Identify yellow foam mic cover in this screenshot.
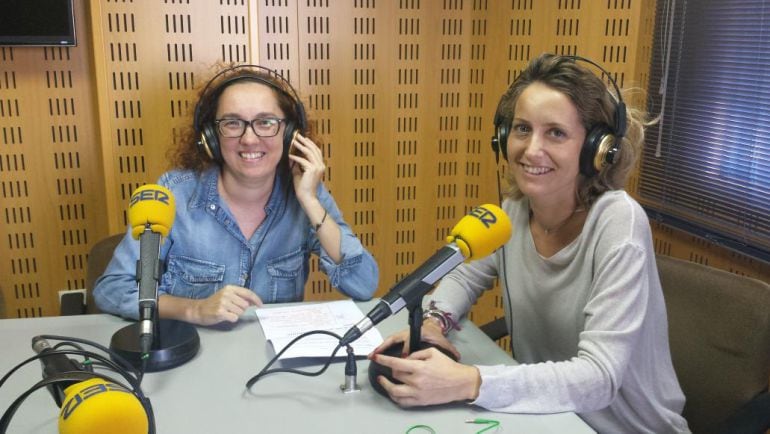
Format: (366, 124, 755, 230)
(128, 184, 175, 239)
(446, 204, 512, 261)
(58, 378, 148, 434)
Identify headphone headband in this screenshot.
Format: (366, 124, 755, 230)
(193, 64, 304, 133)
(560, 55, 627, 140)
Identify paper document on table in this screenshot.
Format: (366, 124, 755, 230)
(255, 300, 384, 360)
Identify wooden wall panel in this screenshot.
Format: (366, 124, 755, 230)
(0, 0, 105, 318)
(90, 2, 255, 234)
(300, 1, 351, 300)
(2, 0, 768, 322)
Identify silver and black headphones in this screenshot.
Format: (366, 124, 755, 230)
(491, 55, 627, 177)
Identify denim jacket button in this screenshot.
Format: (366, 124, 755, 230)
(209, 204, 216, 210)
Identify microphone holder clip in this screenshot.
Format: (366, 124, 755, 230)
(407, 298, 425, 356)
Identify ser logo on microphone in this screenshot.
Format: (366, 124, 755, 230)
(57, 377, 149, 434)
(60, 381, 133, 420)
(129, 188, 171, 207)
(468, 206, 497, 228)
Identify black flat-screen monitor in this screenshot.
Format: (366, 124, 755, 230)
(0, 0, 76, 46)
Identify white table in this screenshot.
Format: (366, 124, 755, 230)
(0, 301, 595, 433)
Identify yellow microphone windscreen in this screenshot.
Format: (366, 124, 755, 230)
(58, 378, 148, 434)
(128, 184, 175, 239)
(446, 204, 512, 260)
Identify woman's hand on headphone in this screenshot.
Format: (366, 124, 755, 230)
(288, 133, 325, 203)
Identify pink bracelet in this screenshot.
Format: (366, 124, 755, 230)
(422, 301, 461, 335)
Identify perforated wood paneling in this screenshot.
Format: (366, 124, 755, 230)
(2, 0, 768, 323)
(293, 0, 339, 299)
(0, 0, 105, 318)
(91, 2, 256, 231)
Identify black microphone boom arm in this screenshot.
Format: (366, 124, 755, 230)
(340, 244, 465, 345)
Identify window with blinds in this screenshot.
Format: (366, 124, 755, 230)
(640, 0, 770, 262)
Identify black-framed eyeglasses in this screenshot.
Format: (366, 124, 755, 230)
(215, 117, 285, 138)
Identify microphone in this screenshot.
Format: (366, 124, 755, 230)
(110, 185, 199, 372)
(340, 204, 512, 346)
(31, 336, 91, 407)
(58, 378, 148, 434)
(127, 184, 175, 356)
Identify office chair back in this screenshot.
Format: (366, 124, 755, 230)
(83, 233, 125, 314)
(479, 255, 770, 433)
(656, 254, 770, 434)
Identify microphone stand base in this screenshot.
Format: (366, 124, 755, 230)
(110, 319, 200, 372)
(367, 341, 458, 398)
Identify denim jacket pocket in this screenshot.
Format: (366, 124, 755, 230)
(266, 248, 305, 302)
(165, 255, 226, 299)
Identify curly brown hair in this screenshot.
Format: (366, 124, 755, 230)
(167, 63, 312, 176)
(497, 53, 649, 207)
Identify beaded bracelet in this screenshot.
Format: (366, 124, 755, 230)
(422, 301, 461, 335)
(314, 210, 328, 232)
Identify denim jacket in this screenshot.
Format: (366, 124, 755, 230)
(93, 168, 379, 320)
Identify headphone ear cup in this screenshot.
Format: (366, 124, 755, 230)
(197, 123, 222, 163)
(491, 98, 509, 163)
(295, 102, 308, 134)
(492, 123, 509, 162)
(580, 124, 617, 176)
(283, 122, 297, 155)
(284, 98, 307, 159)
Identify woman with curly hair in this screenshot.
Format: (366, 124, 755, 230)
(95, 65, 378, 326)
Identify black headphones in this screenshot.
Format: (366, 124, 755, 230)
(491, 55, 627, 177)
(0, 335, 155, 434)
(192, 64, 308, 164)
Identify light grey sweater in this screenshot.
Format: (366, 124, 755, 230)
(429, 191, 690, 433)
